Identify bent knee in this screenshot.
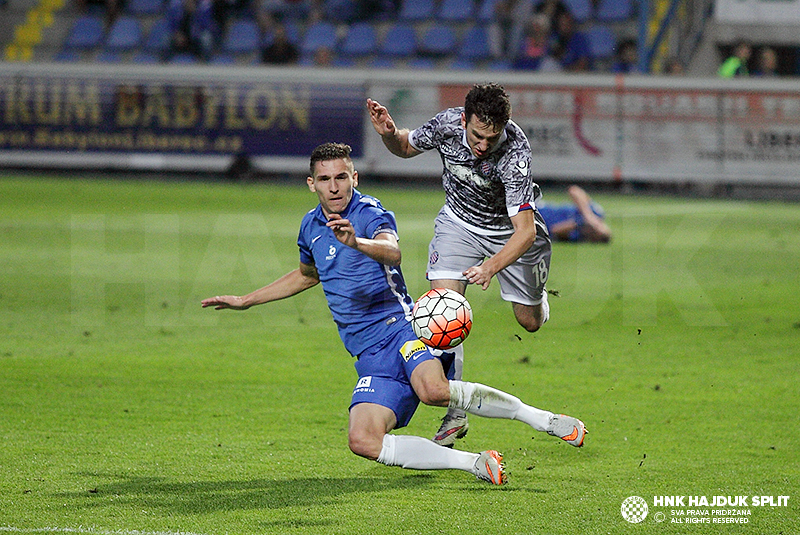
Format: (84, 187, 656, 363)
(348, 430, 384, 461)
(416, 379, 451, 407)
(518, 317, 544, 332)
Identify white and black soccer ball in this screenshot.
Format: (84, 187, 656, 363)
(411, 288, 473, 350)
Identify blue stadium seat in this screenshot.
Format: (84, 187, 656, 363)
(324, 0, 358, 22)
(132, 51, 160, 63)
(438, 0, 474, 21)
(379, 23, 417, 57)
(399, 0, 435, 21)
(595, 0, 634, 22)
(127, 0, 163, 15)
(169, 52, 197, 64)
(478, 0, 503, 22)
(105, 16, 142, 51)
(211, 53, 236, 64)
(96, 50, 121, 62)
(143, 17, 170, 53)
(419, 24, 457, 57)
(340, 22, 377, 57)
(222, 19, 260, 54)
(64, 15, 104, 49)
(458, 24, 491, 61)
(54, 49, 80, 62)
(449, 57, 475, 70)
(300, 21, 338, 55)
(562, 0, 592, 23)
(586, 25, 617, 59)
(407, 57, 436, 69)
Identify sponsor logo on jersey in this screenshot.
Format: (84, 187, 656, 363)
(400, 339, 428, 362)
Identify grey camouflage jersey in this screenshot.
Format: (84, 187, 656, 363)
(408, 107, 542, 234)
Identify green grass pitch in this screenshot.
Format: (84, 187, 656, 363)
(0, 174, 798, 534)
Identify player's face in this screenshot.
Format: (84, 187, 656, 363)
(462, 113, 504, 160)
(308, 158, 358, 217)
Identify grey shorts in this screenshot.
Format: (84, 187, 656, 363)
(426, 208, 552, 306)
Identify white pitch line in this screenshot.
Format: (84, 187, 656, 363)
(0, 527, 216, 535)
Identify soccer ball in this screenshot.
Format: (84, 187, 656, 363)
(411, 288, 473, 350)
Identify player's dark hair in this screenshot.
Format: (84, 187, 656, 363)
(310, 142, 352, 174)
(463, 82, 511, 130)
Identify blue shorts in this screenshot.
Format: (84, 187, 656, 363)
(350, 323, 455, 429)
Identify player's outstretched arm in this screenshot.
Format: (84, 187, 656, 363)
(366, 98, 421, 159)
(201, 263, 320, 310)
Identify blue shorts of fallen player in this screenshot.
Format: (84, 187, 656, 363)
(350, 323, 455, 429)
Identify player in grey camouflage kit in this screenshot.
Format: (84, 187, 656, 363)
(367, 82, 557, 447)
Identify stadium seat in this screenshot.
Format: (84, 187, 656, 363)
(169, 52, 197, 64)
(96, 50, 121, 62)
(340, 22, 377, 57)
(407, 57, 436, 69)
(379, 23, 417, 57)
(127, 0, 163, 15)
(449, 57, 475, 70)
(143, 17, 171, 53)
(586, 25, 617, 59)
(132, 51, 160, 63)
(595, 0, 634, 22)
(105, 16, 142, 51)
(324, 0, 358, 22)
(438, 0, 474, 21)
(222, 19, 261, 54)
(562, 0, 592, 23)
(210, 53, 235, 64)
(457, 24, 491, 61)
(477, 0, 504, 22)
(399, 0, 435, 21)
(419, 24, 457, 57)
(64, 15, 104, 49)
(54, 49, 80, 62)
(300, 21, 338, 56)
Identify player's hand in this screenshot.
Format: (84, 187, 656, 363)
(201, 295, 249, 310)
(366, 98, 396, 138)
(326, 214, 357, 248)
(463, 264, 494, 291)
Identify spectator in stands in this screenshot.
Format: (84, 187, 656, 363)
(754, 46, 778, 77)
(75, 0, 123, 28)
(611, 39, 640, 74)
(257, 0, 319, 20)
(513, 14, 560, 71)
(550, 11, 592, 72)
(718, 40, 751, 78)
(212, 0, 247, 35)
(535, 0, 569, 26)
(664, 56, 684, 75)
(354, 0, 399, 21)
(312, 46, 333, 66)
(167, 0, 218, 61)
(488, 0, 534, 60)
(261, 22, 299, 64)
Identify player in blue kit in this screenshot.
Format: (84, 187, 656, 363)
(537, 185, 611, 243)
(202, 142, 586, 485)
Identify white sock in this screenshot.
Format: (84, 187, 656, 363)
(444, 345, 466, 419)
(448, 380, 553, 432)
(377, 434, 479, 473)
(540, 290, 550, 324)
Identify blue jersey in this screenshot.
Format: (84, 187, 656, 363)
(537, 201, 605, 242)
(297, 189, 415, 357)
